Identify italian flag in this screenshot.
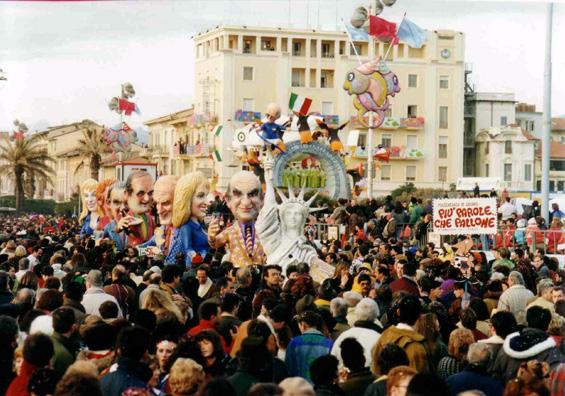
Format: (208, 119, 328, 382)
(289, 93, 312, 115)
(213, 125, 223, 136)
(213, 149, 222, 162)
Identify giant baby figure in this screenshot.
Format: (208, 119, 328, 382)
(208, 171, 266, 268)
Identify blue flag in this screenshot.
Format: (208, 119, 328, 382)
(345, 24, 369, 41)
(397, 18, 427, 48)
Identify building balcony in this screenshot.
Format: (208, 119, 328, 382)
(175, 144, 210, 158)
(353, 146, 425, 160)
(149, 144, 170, 157)
(350, 116, 425, 130)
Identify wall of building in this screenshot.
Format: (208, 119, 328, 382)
(516, 111, 542, 138)
(192, 26, 466, 194)
(475, 127, 535, 191)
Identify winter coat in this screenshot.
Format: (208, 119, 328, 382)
(6, 361, 39, 396)
(340, 367, 376, 396)
(99, 357, 152, 396)
(372, 325, 431, 374)
(51, 333, 78, 377)
(446, 364, 504, 396)
(491, 328, 564, 382)
(331, 321, 381, 368)
(285, 329, 333, 382)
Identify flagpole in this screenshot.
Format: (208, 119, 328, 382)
(366, 0, 376, 199)
(383, 41, 394, 62)
(541, 2, 553, 221)
(341, 18, 363, 65)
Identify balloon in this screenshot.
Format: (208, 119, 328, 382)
(121, 82, 136, 99)
(343, 58, 401, 128)
(382, 0, 396, 6)
(373, 0, 383, 15)
(350, 6, 368, 28)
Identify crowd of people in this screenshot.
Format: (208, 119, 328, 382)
(0, 170, 564, 396)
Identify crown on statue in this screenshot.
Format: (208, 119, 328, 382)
(275, 185, 325, 213)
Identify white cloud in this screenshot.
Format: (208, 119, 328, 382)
(0, 0, 564, 131)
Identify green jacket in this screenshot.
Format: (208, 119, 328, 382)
(51, 333, 76, 377)
(409, 205, 424, 226)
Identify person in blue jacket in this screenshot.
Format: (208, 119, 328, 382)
(169, 171, 210, 268)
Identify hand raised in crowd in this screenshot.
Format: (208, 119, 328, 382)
(116, 215, 135, 233)
(208, 218, 222, 241)
(340, 272, 350, 289)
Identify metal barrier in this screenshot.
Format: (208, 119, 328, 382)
(308, 221, 564, 255)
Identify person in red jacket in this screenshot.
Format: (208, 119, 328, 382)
(389, 261, 420, 297)
(7, 333, 54, 396)
(187, 300, 220, 337)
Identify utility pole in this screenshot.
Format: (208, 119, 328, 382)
(541, 2, 553, 221)
(366, 0, 377, 199)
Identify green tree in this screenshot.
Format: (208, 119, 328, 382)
(0, 135, 55, 214)
(391, 182, 417, 199)
(74, 124, 108, 180)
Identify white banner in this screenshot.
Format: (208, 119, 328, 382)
(432, 198, 497, 235)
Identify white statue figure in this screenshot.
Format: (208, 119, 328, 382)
(256, 160, 334, 283)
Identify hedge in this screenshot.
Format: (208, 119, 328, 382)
(0, 195, 78, 216)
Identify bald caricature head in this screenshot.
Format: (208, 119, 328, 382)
(226, 171, 263, 223)
(154, 175, 179, 225)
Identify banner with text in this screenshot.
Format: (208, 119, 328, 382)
(432, 198, 497, 235)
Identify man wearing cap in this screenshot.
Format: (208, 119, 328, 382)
(208, 171, 266, 268)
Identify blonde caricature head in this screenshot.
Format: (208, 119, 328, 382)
(79, 179, 104, 222)
(172, 172, 210, 228)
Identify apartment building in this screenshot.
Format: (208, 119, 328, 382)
(463, 92, 516, 176)
(145, 107, 216, 179)
(475, 126, 537, 191)
(185, 25, 466, 194)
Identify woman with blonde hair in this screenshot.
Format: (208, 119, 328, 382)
(437, 328, 475, 380)
(170, 172, 210, 267)
(168, 358, 205, 396)
(14, 246, 27, 259)
(79, 178, 105, 238)
(140, 287, 185, 325)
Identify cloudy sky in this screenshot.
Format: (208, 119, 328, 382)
(0, 0, 563, 135)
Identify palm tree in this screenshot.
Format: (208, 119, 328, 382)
(0, 134, 55, 214)
(75, 124, 108, 180)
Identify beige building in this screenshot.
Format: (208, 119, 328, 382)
(43, 120, 104, 201)
(145, 107, 217, 182)
(475, 126, 537, 191)
(187, 25, 465, 194)
(535, 141, 565, 193)
(44, 120, 147, 201)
